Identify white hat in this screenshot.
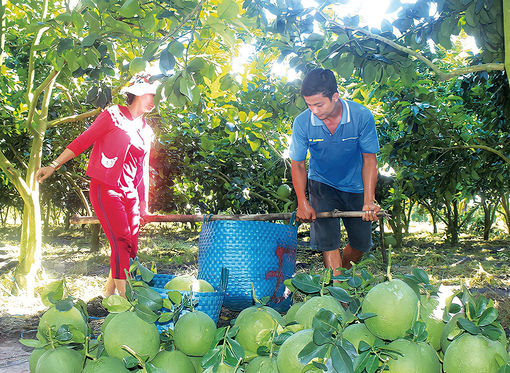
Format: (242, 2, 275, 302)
(121, 74, 160, 96)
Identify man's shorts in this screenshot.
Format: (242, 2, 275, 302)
(308, 179, 372, 253)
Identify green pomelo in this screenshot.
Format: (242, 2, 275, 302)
(295, 295, 346, 329)
(101, 313, 118, 333)
(103, 312, 160, 360)
(82, 356, 129, 373)
(361, 279, 419, 340)
(164, 276, 214, 292)
(277, 184, 292, 199)
(189, 356, 204, 372)
(245, 356, 279, 373)
(129, 57, 147, 74)
(277, 329, 325, 373)
(37, 306, 88, 339)
(29, 347, 49, 373)
(234, 307, 281, 357)
(35, 347, 84, 373)
(283, 302, 303, 325)
(440, 314, 464, 353)
(342, 323, 376, 352)
(149, 350, 195, 373)
(174, 311, 216, 356)
(443, 333, 509, 373)
(203, 363, 236, 372)
(236, 305, 284, 326)
(385, 339, 441, 373)
(423, 315, 444, 351)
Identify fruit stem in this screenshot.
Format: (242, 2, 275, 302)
(386, 245, 393, 281)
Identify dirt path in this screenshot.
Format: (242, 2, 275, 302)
(0, 338, 31, 373)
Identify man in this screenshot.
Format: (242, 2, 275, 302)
(289, 68, 380, 275)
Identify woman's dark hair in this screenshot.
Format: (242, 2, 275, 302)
(301, 68, 338, 99)
(126, 93, 135, 105)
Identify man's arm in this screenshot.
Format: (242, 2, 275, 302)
(361, 153, 380, 221)
(291, 160, 316, 222)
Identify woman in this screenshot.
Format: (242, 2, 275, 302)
(36, 74, 158, 297)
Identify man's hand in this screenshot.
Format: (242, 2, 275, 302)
(36, 166, 55, 183)
(362, 201, 380, 221)
(296, 200, 317, 223)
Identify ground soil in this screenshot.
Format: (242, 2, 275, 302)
(0, 223, 509, 372)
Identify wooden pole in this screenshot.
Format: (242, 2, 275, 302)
(70, 210, 391, 224)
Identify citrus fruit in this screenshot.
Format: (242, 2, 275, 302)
(422, 314, 444, 351)
(443, 333, 509, 373)
(188, 356, 204, 372)
(385, 339, 441, 373)
(342, 323, 376, 352)
(277, 184, 292, 199)
(103, 311, 160, 360)
(82, 356, 129, 373)
(277, 329, 325, 373)
(101, 312, 118, 333)
(294, 295, 346, 329)
(164, 275, 214, 292)
(35, 347, 84, 373)
(29, 347, 49, 372)
(283, 302, 303, 325)
(361, 279, 418, 340)
(129, 57, 147, 74)
(149, 350, 195, 373)
(245, 355, 279, 373)
(203, 363, 236, 372)
(37, 306, 88, 339)
(174, 311, 216, 356)
(234, 306, 282, 357)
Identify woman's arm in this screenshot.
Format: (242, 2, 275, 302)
(36, 148, 76, 183)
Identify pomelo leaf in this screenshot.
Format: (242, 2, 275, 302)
(457, 318, 480, 335)
(138, 264, 154, 283)
(291, 273, 321, 294)
(347, 276, 362, 288)
(331, 344, 354, 373)
(82, 33, 99, 47)
(102, 294, 131, 313)
(55, 298, 74, 312)
(19, 338, 44, 348)
(327, 286, 350, 303)
(478, 307, 498, 326)
(312, 329, 333, 345)
(312, 309, 338, 332)
(217, 0, 239, 20)
(227, 336, 244, 360)
(134, 303, 159, 323)
(357, 312, 377, 320)
(412, 268, 429, 283)
(298, 341, 328, 364)
(481, 324, 502, 340)
(158, 312, 173, 323)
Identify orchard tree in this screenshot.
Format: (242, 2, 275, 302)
(0, 0, 260, 293)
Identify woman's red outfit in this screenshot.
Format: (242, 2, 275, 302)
(67, 105, 153, 279)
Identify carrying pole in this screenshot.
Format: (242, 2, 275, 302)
(70, 210, 390, 224)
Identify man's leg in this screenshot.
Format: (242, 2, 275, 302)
(341, 244, 364, 269)
(323, 249, 343, 276)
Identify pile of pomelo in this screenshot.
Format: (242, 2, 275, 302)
(24, 269, 509, 372)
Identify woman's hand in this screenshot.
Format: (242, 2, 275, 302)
(36, 166, 55, 183)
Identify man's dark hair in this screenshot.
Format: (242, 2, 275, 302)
(301, 68, 338, 99)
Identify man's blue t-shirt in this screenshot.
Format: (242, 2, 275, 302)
(289, 99, 380, 194)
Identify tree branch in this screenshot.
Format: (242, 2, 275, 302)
(431, 144, 510, 165)
(319, 10, 505, 81)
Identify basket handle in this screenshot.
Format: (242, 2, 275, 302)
(219, 266, 229, 292)
(289, 211, 299, 227)
(203, 214, 214, 223)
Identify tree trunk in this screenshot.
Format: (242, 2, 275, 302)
(43, 198, 51, 237)
(500, 194, 510, 234)
(387, 200, 403, 248)
(422, 202, 438, 234)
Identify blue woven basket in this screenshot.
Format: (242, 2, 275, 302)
(149, 273, 225, 332)
(198, 218, 297, 311)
